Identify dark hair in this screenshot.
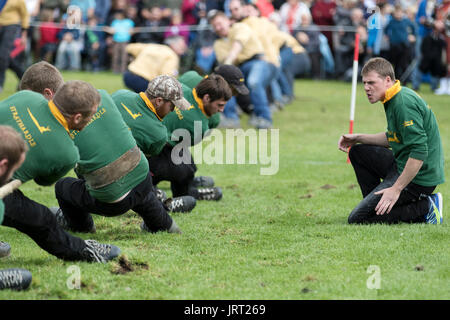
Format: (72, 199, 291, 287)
(0, 125, 28, 169)
(195, 74, 232, 102)
(20, 61, 64, 94)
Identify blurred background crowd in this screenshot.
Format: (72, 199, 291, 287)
(0, 0, 449, 95)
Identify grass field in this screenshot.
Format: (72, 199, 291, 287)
(0, 71, 448, 300)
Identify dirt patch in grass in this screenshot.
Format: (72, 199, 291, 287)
(111, 255, 149, 275)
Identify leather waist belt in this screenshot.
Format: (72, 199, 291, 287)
(82, 146, 141, 189)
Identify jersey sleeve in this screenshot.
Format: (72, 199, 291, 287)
(396, 100, 428, 161)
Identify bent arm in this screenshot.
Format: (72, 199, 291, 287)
(224, 41, 243, 65)
(338, 132, 389, 152)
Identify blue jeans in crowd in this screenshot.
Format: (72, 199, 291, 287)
(270, 67, 283, 104)
(239, 58, 275, 122)
(223, 96, 239, 120)
(279, 46, 295, 98)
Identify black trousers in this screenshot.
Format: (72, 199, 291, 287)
(0, 24, 22, 87)
(388, 43, 412, 82)
(54, 172, 173, 233)
(348, 144, 434, 224)
(147, 144, 199, 198)
(1, 189, 87, 261)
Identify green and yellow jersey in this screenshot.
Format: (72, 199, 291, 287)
(71, 90, 149, 202)
(0, 90, 79, 185)
(111, 89, 169, 157)
(178, 70, 203, 90)
(383, 81, 445, 187)
(163, 84, 211, 147)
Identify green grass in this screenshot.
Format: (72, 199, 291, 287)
(0, 71, 448, 299)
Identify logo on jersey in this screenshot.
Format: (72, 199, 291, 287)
(121, 103, 142, 120)
(28, 108, 51, 133)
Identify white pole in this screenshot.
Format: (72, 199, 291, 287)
(347, 33, 360, 163)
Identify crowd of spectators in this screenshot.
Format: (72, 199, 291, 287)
(1, 0, 449, 94)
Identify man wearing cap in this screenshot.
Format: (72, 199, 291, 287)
(208, 10, 275, 129)
(153, 74, 232, 201)
(48, 76, 182, 235)
(178, 64, 250, 129)
(111, 75, 197, 212)
(155, 65, 249, 194)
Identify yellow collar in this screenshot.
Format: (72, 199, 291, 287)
(48, 100, 69, 133)
(139, 92, 162, 121)
(383, 80, 401, 104)
(192, 88, 208, 118)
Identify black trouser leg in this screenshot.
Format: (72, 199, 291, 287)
(347, 144, 435, 224)
(2, 190, 87, 261)
(0, 25, 21, 87)
(55, 173, 173, 233)
(348, 144, 396, 197)
(148, 144, 198, 198)
(55, 177, 96, 232)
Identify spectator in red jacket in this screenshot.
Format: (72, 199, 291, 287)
(310, 0, 336, 50)
(39, 9, 61, 62)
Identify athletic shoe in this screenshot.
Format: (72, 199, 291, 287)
(164, 196, 196, 213)
(274, 100, 285, 111)
(249, 115, 273, 129)
(218, 116, 241, 128)
(192, 176, 215, 188)
(248, 114, 259, 127)
(270, 103, 279, 113)
(434, 78, 448, 95)
(425, 193, 443, 224)
(0, 269, 32, 290)
(0, 241, 11, 258)
(155, 188, 167, 202)
(141, 219, 182, 234)
(49, 207, 96, 233)
(256, 117, 273, 129)
(81, 240, 121, 263)
(197, 187, 223, 201)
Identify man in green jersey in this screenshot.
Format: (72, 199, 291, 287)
(111, 75, 197, 213)
(0, 78, 121, 263)
(155, 74, 232, 200)
(1, 61, 60, 258)
(178, 64, 249, 130)
(19, 62, 183, 235)
(173, 65, 249, 192)
(338, 58, 444, 224)
(0, 125, 33, 290)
